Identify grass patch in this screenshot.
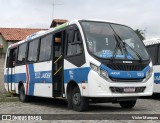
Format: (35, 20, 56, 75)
(0, 93, 19, 102)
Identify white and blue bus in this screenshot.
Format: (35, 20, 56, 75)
(4, 20, 153, 111)
(144, 38, 160, 94)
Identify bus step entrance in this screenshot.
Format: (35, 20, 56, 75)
(53, 90, 62, 97)
(53, 74, 62, 97)
(53, 41, 63, 97)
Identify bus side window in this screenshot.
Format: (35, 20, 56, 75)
(146, 46, 156, 65)
(17, 43, 27, 65)
(67, 30, 83, 56)
(6, 48, 17, 68)
(158, 46, 160, 64)
(6, 50, 10, 68)
(39, 34, 52, 61)
(12, 48, 17, 66)
(28, 39, 39, 63)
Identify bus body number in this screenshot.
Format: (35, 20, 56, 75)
(35, 72, 51, 79)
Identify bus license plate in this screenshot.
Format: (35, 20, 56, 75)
(124, 87, 135, 93)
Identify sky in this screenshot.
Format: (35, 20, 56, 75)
(0, 0, 159, 39)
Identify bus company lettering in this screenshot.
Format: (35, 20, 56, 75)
(35, 72, 51, 79)
(41, 73, 51, 78)
(35, 72, 41, 78)
(154, 73, 160, 82)
(69, 70, 74, 79)
(137, 72, 144, 77)
(110, 72, 120, 75)
(155, 75, 160, 81)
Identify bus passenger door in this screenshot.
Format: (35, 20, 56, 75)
(6, 48, 17, 92)
(52, 31, 65, 97)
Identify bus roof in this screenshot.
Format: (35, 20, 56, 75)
(8, 19, 124, 49)
(143, 38, 160, 46)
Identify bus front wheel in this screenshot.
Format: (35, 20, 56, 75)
(72, 86, 89, 112)
(119, 100, 136, 109)
(19, 85, 29, 102)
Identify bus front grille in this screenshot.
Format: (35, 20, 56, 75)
(107, 64, 147, 71)
(110, 78, 144, 82)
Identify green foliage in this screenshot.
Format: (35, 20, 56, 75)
(135, 29, 145, 40)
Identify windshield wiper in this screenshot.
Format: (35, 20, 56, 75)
(123, 41, 143, 62)
(110, 35, 124, 61)
(116, 35, 143, 62)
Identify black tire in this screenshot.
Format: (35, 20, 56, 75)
(72, 86, 89, 112)
(152, 93, 160, 99)
(19, 85, 29, 102)
(119, 100, 136, 109)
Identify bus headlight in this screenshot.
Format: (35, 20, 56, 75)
(90, 63, 99, 72)
(90, 63, 109, 79)
(100, 68, 108, 79)
(146, 67, 153, 79)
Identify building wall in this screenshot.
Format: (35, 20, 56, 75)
(0, 35, 3, 54)
(0, 35, 8, 54)
(0, 35, 7, 83)
(0, 36, 2, 45)
(0, 56, 4, 83)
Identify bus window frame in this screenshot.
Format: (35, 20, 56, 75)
(14, 28, 69, 66)
(146, 44, 158, 65)
(16, 42, 28, 66)
(65, 25, 84, 58)
(79, 20, 150, 64)
(38, 34, 53, 62)
(157, 44, 160, 65)
(27, 38, 40, 64)
(6, 47, 18, 68)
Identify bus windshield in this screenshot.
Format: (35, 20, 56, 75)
(81, 21, 149, 61)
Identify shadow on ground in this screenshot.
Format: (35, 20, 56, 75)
(22, 96, 151, 113)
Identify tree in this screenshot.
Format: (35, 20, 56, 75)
(135, 29, 145, 40)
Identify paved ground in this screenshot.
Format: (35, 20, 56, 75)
(0, 96, 160, 123)
(0, 97, 160, 114)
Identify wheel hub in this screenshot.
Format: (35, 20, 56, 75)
(73, 93, 80, 105)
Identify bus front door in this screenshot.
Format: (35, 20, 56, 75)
(52, 32, 64, 97)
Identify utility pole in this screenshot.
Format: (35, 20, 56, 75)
(52, 0, 63, 20)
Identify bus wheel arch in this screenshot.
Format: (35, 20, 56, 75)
(18, 81, 29, 102)
(66, 81, 89, 111)
(66, 81, 78, 109)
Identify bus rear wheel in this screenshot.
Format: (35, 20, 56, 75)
(119, 100, 136, 109)
(19, 85, 29, 102)
(72, 86, 89, 112)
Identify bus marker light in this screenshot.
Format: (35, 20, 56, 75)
(82, 86, 86, 89)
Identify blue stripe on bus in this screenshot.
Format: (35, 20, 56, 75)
(4, 64, 52, 96)
(64, 67, 90, 83)
(4, 64, 151, 86)
(28, 64, 35, 95)
(154, 73, 160, 84)
(4, 71, 52, 84)
(4, 67, 90, 86)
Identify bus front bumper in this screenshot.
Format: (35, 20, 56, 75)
(81, 71, 153, 98)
